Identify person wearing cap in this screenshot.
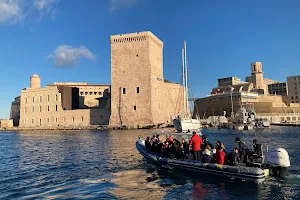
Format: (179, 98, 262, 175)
(189, 131, 202, 161)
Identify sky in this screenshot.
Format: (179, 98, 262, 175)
(1, 0, 300, 119)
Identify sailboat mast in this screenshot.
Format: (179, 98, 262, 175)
(182, 47, 186, 117)
(184, 41, 189, 118)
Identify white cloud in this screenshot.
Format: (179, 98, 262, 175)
(0, 0, 59, 24)
(48, 45, 96, 67)
(110, 0, 138, 12)
(0, 0, 21, 24)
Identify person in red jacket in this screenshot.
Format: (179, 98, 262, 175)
(189, 132, 202, 161)
(216, 146, 226, 165)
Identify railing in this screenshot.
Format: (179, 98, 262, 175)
(256, 113, 300, 116)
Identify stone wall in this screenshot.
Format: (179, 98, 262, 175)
(0, 120, 13, 128)
(109, 31, 185, 128)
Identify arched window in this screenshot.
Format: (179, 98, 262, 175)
(80, 92, 83, 95)
(94, 92, 97, 95)
(40, 96, 42, 102)
(89, 92, 92, 95)
(72, 117, 74, 122)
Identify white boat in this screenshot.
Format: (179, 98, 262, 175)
(173, 41, 201, 133)
(136, 136, 291, 183)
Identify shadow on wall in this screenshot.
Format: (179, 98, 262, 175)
(90, 108, 111, 125)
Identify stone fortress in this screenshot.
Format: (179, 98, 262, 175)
(193, 62, 300, 123)
(9, 31, 186, 129)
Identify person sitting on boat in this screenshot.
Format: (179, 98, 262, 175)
(145, 136, 151, 150)
(248, 139, 263, 163)
(189, 131, 202, 161)
(168, 142, 177, 159)
(201, 135, 214, 151)
(201, 145, 215, 164)
(235, 137, 248, 163)
(227, 148, 240, 166)
(180, 138, 189, 159)
(216, 146, 226, 165)
(166, 135, 173, 145)
(162, 141, 169, 157)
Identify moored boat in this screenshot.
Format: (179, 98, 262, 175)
(136, 137, 291, 183)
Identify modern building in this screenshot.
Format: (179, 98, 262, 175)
(109, 31, 185, 128)
(268, 82, 287, 96)
(19, 74, 110, 128)
(217, 77, 246, 87)
(287, 75, 300, 103)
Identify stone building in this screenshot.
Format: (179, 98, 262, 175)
(47, 82, 110, 108)
(287, 75, 300, 103)
(19, 74, 110, 128)
(10, 96, 20, 126)
(217, 77, 246, 87)
(109, 31, 185, 128)
(193, 62, 300, 120)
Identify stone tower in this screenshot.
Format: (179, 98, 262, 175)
(251, 62, 264, 90)
(30, 74, 41, 88)
(109, 31, 164, 127)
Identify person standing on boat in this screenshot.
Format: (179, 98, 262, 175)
(189, 131, 202, 161)
(235, 137, 248, 163)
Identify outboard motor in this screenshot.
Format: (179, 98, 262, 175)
(265, 148, 290, 179)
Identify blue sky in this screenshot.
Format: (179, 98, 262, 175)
(1, 0, 300, 119)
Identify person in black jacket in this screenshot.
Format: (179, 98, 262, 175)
(235, 137, 248, 163)
(227, 148, 240, 166)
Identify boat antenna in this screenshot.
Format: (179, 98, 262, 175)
(184, 41, 189, 118)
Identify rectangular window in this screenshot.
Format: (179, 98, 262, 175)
(253, 65, 256, 72)
(281, 117, 285, 121)
(55, 95, 58, 101)
(292, 117, 296, 121)
(55, 105, 58, 111)
(123, 88, 126, 94)
(81, 117, 83, 122)
(287, 117, 291, 121)
(134, 105, 136, 110)
(25, 107, 27, 113)
(39, 106, 42, 112)
(136, 87, 140, 93)
(47, 95, 50, 101)
(32, 119, 34, 123)
(33, 97, 34, 103)
(40, 96, 42, 102)
(48, 105, 50, 111)
(72, 117, 74, 122)
(32, 106, 34, 112)
(55, 118, 58, 122)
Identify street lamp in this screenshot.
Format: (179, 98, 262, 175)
(229, 86, 234, 121)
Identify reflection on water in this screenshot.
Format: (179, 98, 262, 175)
(0, 127, 299, 199)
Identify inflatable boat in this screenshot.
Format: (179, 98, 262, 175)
(136, 137, 291, 183)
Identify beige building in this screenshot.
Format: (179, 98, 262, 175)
(48, 82, 110, 108)
(217, 77, 246, 87)
(287, 75, 300, 103)
(194, 62, 300, 119)
(0, 119, 13, 129)
(109, 31, 185, 128)
(19, 74, 110, 128)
